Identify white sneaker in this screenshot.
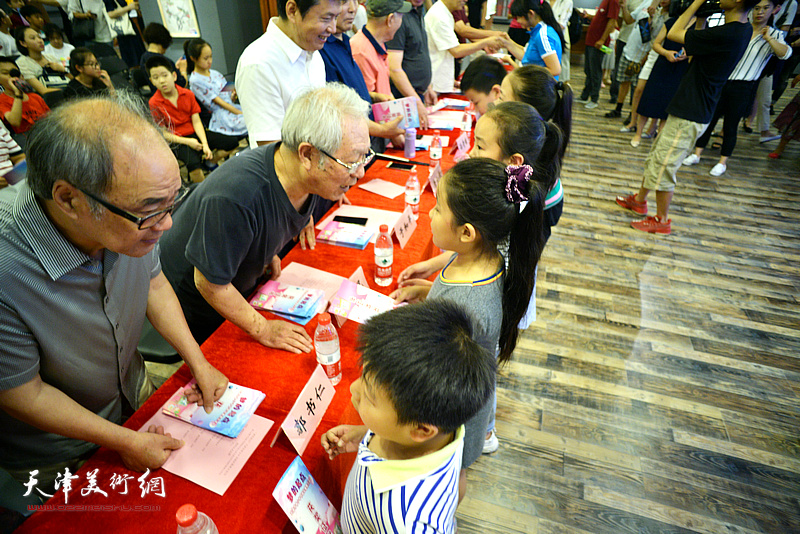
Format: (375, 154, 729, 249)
(709, 163, 727, 176)
(585, 101, 598, 109)
(682, 154, 700, 166)
(482, 430, 499, 454)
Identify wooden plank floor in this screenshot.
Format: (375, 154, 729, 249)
(144, 58, 800, 534)
(455, 58, 800, 533)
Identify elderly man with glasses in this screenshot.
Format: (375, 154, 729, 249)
(158, 83, 371, 354)
(0, 95, 228, 495)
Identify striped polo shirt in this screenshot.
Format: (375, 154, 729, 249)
(341, 426, 465, 533)
(0, 182, 157, 469)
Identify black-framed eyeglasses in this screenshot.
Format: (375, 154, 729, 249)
(79, 186, 189, 230)
(318, 147, 375, 172)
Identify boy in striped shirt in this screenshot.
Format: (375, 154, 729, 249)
(322, 300, 496, 534)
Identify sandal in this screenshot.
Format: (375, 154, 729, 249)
(742, 120, 753, 133)
(711, 142, 723, 150)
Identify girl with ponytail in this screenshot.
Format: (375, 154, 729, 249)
(184, 38, 248, 145)
(392, 110, 561, 471)
(506, 0, 566, 79)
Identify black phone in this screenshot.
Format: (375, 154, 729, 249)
(386, 161, 416, 171)
(333, 215, 368, 226)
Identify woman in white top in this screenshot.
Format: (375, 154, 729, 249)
(13, 27, 69, 95)
(68, 0, 114, 44)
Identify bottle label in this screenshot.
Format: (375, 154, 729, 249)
(430, 147, 442, 160)
(405, 191, 420, 214)
(321, 360, 341, 384)
(376, 264, 392, 278)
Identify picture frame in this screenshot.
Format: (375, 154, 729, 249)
(156, 0, 201, 38)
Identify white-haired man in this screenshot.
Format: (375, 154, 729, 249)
(159, 83, 372, 354)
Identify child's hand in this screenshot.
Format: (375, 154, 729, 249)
(202, 144, 213, 160)
(397, 260, 437, 285)
(321, 425, 367, 460)
(389, 282, 431, 304)
(185, 138, 203, 151)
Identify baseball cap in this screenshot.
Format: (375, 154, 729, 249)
(366, 0, 413, 17)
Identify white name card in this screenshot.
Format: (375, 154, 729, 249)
(393, 205, 417, 249)
(271, 365, 335, 456)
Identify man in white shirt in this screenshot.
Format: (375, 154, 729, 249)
(235, 0, 343, 148)
(425, 0, 503, 93)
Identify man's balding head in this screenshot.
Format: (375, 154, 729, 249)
(27, 95, 168, 202)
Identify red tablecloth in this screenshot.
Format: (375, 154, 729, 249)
(16, 128, 464, 534)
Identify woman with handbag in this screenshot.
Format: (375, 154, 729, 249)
(67, 0, 113, 46)
(103, 0, 144, 68)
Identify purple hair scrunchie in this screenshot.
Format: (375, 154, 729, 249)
(504, 164, 534, 204)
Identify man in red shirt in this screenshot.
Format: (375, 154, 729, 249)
(576, 0, 620, 108)
(147, 55, 212, 183)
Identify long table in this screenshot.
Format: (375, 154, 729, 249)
(15, 129, 462, 533)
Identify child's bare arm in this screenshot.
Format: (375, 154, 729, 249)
(321, 425, 367, 460)
(162, 130, 203, 151)
(191, 113, 213, 159)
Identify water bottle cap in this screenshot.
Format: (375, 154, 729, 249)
(434, 130, 440, 135)
(318, 312, 332, 325)
(176, 504, 198, 527)
(379, 224, 389, 233)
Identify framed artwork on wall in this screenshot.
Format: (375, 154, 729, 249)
(156, 0, 201, 38)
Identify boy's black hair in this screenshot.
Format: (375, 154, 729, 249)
(69, 47, 94, 77)
(143, 22, 173, 49)
(19, 5, 42, 21)
(43, 23, 64, 41)
(357, 300, 496, 435)
(460, 55, 507, 94)
(0, 55, 16, 67)
(145, 54, 176, 75)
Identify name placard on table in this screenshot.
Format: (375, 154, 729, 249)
(271, 365, 336, 456)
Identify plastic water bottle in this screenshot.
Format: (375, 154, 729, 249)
(461, 110, 472, 132)
(404, 127, 416, 159)
(374, 224, 393, 287)
(429, 130, 442, 163)
(405, 168, 420, 220)
(314, 313, 341, 385)
(176, 504, 219, 534)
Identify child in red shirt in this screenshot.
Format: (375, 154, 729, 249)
(147, 55, 212, 183)
(0, 56, 49, 135)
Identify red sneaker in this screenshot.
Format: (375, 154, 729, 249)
(631, 216, 671, 235)
(768, 152, 781, 159)
(616, 194, 648, 215)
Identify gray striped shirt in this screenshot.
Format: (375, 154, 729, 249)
(0, 182, 158, 470)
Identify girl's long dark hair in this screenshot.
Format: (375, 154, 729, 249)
(183, 37, 209, 76)
(509, 0, 566, 53)
(443, 157, 547, 365)
(485, 101, 563, 193)
(506, 65, 572, 162)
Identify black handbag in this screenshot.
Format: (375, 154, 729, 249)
(72, 0, 96, 41)
(638, 18, 651, 43)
